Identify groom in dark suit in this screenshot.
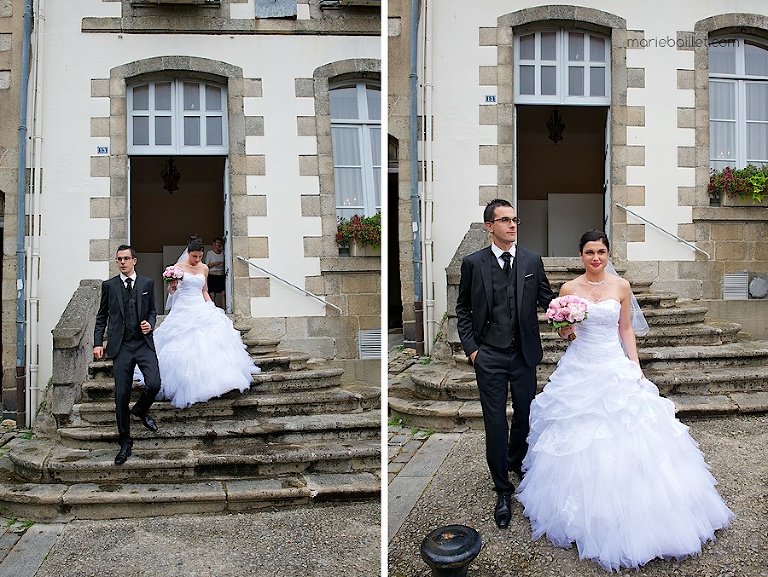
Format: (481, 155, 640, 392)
(456, 199, 554, 529)
(93, 245, 161, 465)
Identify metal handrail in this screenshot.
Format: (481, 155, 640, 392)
(235, 255, 343, 313)
(615, 203, 711, 260)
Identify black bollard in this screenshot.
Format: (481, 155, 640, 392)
(420, 525, 483, 577)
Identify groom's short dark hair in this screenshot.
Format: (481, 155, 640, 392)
(116, 244, 137, 259)
(483, 198, 513, 223)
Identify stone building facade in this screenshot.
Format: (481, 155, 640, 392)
(388, 1, 768, 351)
(4, 0, 381, 423)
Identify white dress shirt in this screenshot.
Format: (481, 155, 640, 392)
(490, 243, 516, 269)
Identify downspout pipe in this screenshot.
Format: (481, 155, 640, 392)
(409, 0, 424, 354)
(17, 0, 33, 425)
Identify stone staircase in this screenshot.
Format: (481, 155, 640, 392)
(389, 257, 768, 431)
(1, 319, 381, 521)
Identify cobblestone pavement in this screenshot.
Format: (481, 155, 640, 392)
(388, 422, 432, 484)
(0, 428, 32, 564)
(387, 341, 431, 485)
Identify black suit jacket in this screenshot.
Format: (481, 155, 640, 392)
(456, 245, 554, 368)
(94, 274, 158, 359)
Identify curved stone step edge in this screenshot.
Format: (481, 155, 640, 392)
(388, 391, 768, 432)
(0, 473, 380, 522)
(406, 363, 768, 401)
(8, 438, 381, 483)
(57, 411, 382, 443)
(82, 371, 347, 401)
(75, 388, 369, 419)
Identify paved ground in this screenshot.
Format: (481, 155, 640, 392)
(0, 428, 381, 577)
(387, 344, 768, 577)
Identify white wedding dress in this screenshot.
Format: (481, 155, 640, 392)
(153, 272, 260, 408)
(516, 298, 734, 572)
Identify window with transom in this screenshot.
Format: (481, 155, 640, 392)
(128, 79, 228, 155)
(515, 28, 610, 105)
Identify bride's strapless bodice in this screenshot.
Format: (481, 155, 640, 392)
(571, 298, 621, 345)
(172, 273, 206, 307)
(177, 272, 205, 293)
(554, 298, 636, 387)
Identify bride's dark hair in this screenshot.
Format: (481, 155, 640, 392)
(187, 239, 205, 253)
(579, 230, 609, 254)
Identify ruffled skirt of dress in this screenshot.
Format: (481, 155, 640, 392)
(515, 346, 734, 572)
(154, 300, 260, 408)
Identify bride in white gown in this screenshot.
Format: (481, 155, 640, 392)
(153, 240, 260, 408)
(516, 230, 734, 572)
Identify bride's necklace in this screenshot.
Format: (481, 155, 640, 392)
(585, 274, 608, 302)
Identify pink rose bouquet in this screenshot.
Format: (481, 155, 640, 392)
(162, 265, 184, 284)
(546, 295, 589, 341)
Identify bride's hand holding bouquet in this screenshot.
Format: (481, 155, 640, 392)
(162, 265, 184, 294)
(546, 294, 589, 341)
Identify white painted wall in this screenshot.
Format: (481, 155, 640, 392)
(421, 0, 768, 321)
(35, 0, 378, 386)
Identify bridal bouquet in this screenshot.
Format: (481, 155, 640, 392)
(546, 295, 589, 341)
(162, 265, 184, 284)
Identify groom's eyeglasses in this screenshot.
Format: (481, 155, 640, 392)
(115, 257, 135, 262)
(488, 217, 521, 225)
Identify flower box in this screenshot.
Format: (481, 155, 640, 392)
(336, 212, 381, 256)
(710, 165, 768, 206)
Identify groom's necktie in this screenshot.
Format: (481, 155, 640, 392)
(125, 278, 133, 291)
(501, 252, 512, 277)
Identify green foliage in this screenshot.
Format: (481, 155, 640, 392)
(709, 165, 768, 203)
(335, 212, 382, 247)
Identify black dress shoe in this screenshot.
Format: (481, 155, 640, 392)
(494, 493, 512, 529)
(115, 443, 132, 465)
(131, 407, 158, 432)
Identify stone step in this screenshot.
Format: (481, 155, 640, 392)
(648, 365, 768, 396)
(74, 388, 376, 425)
(404, 347, 768, 402)
(250, 350, 311, 372)
(250, 367, 346, 392)
(535, 340, 768, 374)
(444, 304, 712, 354)
(448, 322, 745, 369)
(242, 338, 280, 355)
(639, 341, 768, 370)
(82, 367, 346, 403)
(9, 436, 381, 485)
(57, 411, 382, 450)
(0, 472, 380, 521)
(387, 391, 768, 432)
(87, 345, 301, 379)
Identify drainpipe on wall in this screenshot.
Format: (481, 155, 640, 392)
(27, 0, 45, 425)
(420, 0, 434, 355)
(409, 0, 424, 355)
(17, 0, 32, 426)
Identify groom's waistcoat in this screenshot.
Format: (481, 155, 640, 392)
(483, 256, 518, 348)
(121, 281, 141, 341)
